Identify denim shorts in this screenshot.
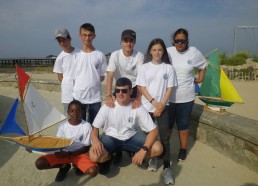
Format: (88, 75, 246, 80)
(168, 100, 194, 130)
(100, 131, 147, 154)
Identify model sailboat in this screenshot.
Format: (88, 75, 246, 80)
(198, 49, 244, 110)
(0, 66, 72, 152)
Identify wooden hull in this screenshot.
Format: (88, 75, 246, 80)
(10, 136, 72, 152)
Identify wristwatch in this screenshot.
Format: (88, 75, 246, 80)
(142, 146, 149, 152)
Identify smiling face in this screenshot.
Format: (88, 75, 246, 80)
(121, 37, 135, 56)
(79, 28, 96, 47)
(67, 103, 81, 125)
(56, 37, 71, 50)
(115, 85, 132, 106)
(174, 33, 188, 52)
(150, 43, 164, 63)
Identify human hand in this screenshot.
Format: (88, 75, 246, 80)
(105, 96, 115, 108)
(25, 148, 32, 153)
(131, 98, 141, 109)
(132, 149, 147, 165)
(91, 140, 105, 157)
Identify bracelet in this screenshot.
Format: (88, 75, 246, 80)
(150, 98, 155, 103)
(142, 146, 149, 152)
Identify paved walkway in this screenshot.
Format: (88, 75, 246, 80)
(0, 85, 258, 185)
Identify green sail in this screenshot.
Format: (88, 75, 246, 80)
(198, 49, 221, 97)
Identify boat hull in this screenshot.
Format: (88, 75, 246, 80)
(199, 97, 234, 108)
(11, 136, 72, 152)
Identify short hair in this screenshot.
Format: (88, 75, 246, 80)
(68, 100, 82, 111)
(116, 77, 132, 89)
(80, 23, 95, 33)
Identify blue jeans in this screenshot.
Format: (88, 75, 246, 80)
(80, 102, 101, 124)
(100, 132, 147, 154)
(168, 101, 194, 130)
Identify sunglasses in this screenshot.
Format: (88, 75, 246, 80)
(115, 88, 129, 94)
(174, 39, 187, 44)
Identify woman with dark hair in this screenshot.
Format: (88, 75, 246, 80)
(167, 28, 207, 161)
(137, 38, 177, 185)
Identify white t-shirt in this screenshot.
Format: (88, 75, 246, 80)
(56, 119, 92, 152)
(106, 49, 144, 87)
(53, 48, 80, 103)
(92, 101, 156, 141)
(72, 50, 107, 104)
(167, 46, 207, 103)
(136, 62, 177, 112)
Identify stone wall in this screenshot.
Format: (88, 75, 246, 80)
(190, 104, 258, 172)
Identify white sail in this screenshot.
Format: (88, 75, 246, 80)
(23, 83, 66, 135)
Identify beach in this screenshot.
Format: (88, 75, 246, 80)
(0, 71, 258, 185)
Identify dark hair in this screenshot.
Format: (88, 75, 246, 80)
(80, 23, 95, 33)
(116, 77, 132, 89)
(67, 34, 71, 40)
(144, 38, 171, 64)
(68, 100, 82, 111)
(172, 28, 189, 49)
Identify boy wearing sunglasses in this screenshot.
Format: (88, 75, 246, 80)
(89, 77, 163, 175)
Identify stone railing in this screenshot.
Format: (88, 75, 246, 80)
(190, 104, 258, 172)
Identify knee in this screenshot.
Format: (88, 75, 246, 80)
(35, 157, 47, 170)
(87, 166, 98, 177)
(151, 141, 163, 157)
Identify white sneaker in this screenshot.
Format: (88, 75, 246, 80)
(162, 168, 175, 185)
(148, 158, 158, 172)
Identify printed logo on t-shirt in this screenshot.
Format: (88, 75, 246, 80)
(79, 135, 83, 142)
(163, 73, 168, 80)
(187, 60, 193, 64)
(128, 117, 133, 123)
(95, 64, 99, 69)
(131, 65, 136, 70)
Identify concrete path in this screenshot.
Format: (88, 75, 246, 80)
(0, 87, 258, 186)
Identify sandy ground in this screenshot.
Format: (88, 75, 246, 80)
(0, 71, 258, 186)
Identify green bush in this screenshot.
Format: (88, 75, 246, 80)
(234, 51, 249, 59)
(253, 56, 258, 63)
(222, 56, 246, 66)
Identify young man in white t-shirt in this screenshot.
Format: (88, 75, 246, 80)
(53, 28, 80, 114)
(72, 23, 107, 124)
(105, 29, 144, 163)
(89, 77, 163, 175)
(105, 29, 144, 108)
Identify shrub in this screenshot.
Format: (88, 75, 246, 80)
(222, 56, 246, 66)
(234, 51, 248, 59)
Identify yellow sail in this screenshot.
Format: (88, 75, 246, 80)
(220, 69, 244, 103)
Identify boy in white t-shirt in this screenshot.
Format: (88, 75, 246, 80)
(89, 77, 163, 175)
(72, 23, 107, 124)
(53, 28, 80, 114)
(105, 29, 144, 163)
(34, 100, 98, 182)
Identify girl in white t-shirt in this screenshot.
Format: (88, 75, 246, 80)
(136, 38, 177, 185)
(167, 28, 206, 162)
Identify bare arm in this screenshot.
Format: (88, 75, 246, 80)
(55, 146, 89, 158)
(90, 127, 105, 157)
(195, 67, 206, 83)
(105, 71, 115, 108)
(132, 127, 158, 165)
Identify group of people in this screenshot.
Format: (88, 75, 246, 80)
(34, 23, 207, 185)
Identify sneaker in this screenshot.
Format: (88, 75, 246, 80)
(98, 159, 112, 175)
(178, 149, 187, 161)
(55, 164, 71, 182)
(148, 158, 158, 172)
(113, 151, 122, 165)
(73, 165, 84, 176)
(162, 168, 175, 185)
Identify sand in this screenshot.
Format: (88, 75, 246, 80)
(0, 71, 258, 185)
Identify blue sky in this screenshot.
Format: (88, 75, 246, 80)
(0, 0, 257, 58)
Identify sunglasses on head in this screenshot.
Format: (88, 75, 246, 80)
(174, 39, 187, 44)
(115, 88, 129, 94)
